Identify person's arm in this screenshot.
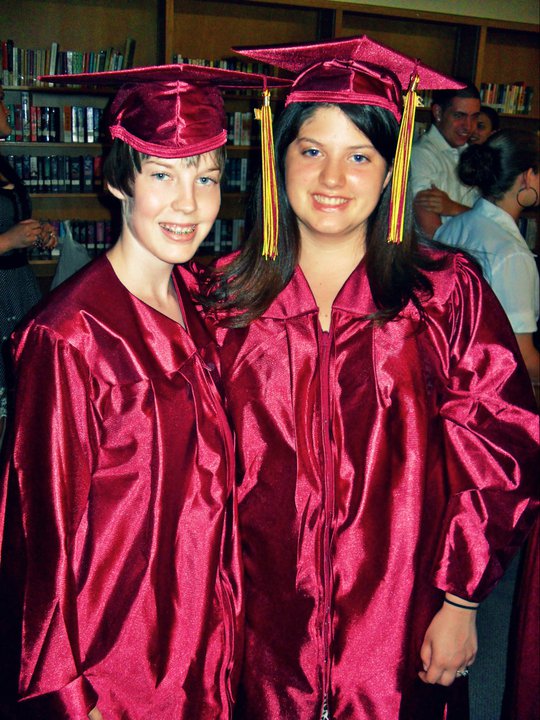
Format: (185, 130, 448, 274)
(421, 258, 538, 684)
(413, 185, 471, 239)
(0, 219, 56, 254)
(515, 333, 540, 386)
(8, 322, 99, 716)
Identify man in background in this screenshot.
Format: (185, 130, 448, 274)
(410, 83, 481, 238)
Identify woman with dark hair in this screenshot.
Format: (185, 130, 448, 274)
(0, 85, 56, 445)
(469, 105, 500, 145)
(437, 129, 539, 386)
(200, 37, 539, 720)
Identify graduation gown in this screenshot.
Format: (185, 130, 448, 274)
(207, 250, 539, 720)
(0, 255, 242, 719)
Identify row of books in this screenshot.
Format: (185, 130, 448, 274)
(171, 55, 275, 77)
(7, 154, 103, 194)
(3, 97, 262, 148)
(199, 219, 245, 255)
(29, 219, 115, 260)
(1, 38, 136, 87)
(224, 157, 255, 193)
(4, 97, 105, 143)
(8, 152, 255, 195)
(227, 111, 260, 146)
(480, 82, 534, 115)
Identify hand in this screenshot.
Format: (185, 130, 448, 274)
(413, 185, 459, 217)
(418, 596, 478, 686)
(0, 219, 43, 252)
(35, 221, 58, 250)
(88, 707, 104, 720)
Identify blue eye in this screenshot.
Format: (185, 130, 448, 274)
(151, 172, 169, 181)
(352, 153, 368, 163)
(302, 148, 321, 158)
(197, 176, 218, 186)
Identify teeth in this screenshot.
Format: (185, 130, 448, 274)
(160, 223, 196, 235)
(313, 195, 347, 206)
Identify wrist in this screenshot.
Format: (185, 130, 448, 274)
(444, 593, 479, 610)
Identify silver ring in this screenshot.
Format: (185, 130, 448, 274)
(456, 668, 469, 677)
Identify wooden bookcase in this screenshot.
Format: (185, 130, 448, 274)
(2, 0, 538, 284)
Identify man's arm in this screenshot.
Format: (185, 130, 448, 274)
(414, 185, 471, 239)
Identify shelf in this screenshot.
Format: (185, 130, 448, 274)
(3, 0, 538, 278)
(164, 0, 324, 64)
(3, 142, 106, 149)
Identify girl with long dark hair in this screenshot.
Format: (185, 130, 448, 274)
(200, 37, 539, 720)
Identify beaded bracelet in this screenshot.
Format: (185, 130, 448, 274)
(444, 597, 479, 610)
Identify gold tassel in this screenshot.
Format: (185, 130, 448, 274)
(387, 74, 421, 244)
(254, 89, 279, 259)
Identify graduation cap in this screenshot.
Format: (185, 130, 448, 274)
(233, 36, 465, 252)
(39, 64, 291, 159)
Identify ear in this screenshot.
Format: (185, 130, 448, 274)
(523, 167, 536, 188)
(383, 165, 393, 190)
(108, 183, 127, 201)
(432, 104, 442, 123)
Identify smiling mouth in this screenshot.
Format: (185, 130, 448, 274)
(313, 194, 348, 207)
(160, 223, 197, 236)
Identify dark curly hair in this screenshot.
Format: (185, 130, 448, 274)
(458, 129, 539, 200)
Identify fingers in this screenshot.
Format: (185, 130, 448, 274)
(31, 222, 57, 250)
(419, 653, 475, 686)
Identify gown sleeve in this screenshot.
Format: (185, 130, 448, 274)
(432, 257, 539, 602)
(7, 321, 99, 716)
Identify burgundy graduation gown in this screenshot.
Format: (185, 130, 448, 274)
(0, 256, 242, 719)
(207, 251, 539, 720)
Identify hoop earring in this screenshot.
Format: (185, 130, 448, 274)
(517, 186, 539, 208)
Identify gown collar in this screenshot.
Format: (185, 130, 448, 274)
(261, 258, 378, 320)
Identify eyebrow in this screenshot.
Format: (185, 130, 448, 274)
(296, 136, 375, 150)
(143, 158, 221, 173)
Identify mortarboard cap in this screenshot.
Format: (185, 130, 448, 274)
(232, 35, 463, 121)
(232, 36, 465, 250)
(39, 64, 291, 158)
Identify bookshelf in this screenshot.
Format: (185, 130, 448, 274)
(1, 0, 538, 283)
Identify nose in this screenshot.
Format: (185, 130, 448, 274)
(319, 156, 345, 188)
(171, 179, 197, 214)
(463, 116, 474, 133)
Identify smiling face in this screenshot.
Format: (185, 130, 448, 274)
(433, 96, 481, 148)
(110, 152, 222, 267)
(284, 105, 392, 252)
(469, 111, 495, 145)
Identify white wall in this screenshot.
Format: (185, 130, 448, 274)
(331, 0, 539, 25)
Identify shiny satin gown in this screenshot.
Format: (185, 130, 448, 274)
(207, 250, 539, 720)
(0, 256, 242, 719)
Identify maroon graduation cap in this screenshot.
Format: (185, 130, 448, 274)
(39, 64, 291, 158)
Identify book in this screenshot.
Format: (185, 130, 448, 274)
(20, 91, 31, 142)
(48, 41, 59, 77)
(29, 155, 38, 193)
(69, 155, 82, 192)
(39, 105, 50, 142)
(63, 106, 72, 143)
(49, 107, 60, 142)
(123, 37, 136, 69)
(50, 155, 59, 192)
(82, 155, 94, 192)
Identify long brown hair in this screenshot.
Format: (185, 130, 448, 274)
(202, 102, 443, 327)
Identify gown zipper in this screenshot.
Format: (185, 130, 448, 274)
(318, 325, 334, 717)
